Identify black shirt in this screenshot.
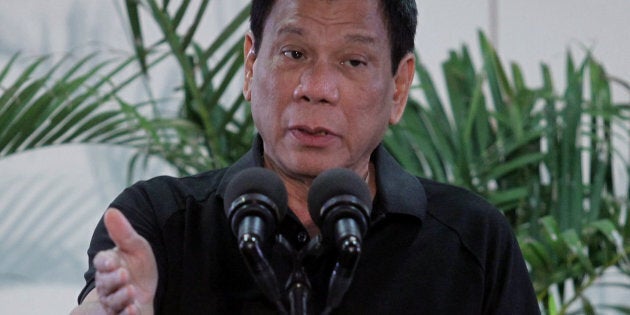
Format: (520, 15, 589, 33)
(79, 137, 539, 314)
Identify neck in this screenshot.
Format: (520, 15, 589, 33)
(263, 158, 376, 238)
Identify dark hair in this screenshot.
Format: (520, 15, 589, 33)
(250, 0, 417, 74)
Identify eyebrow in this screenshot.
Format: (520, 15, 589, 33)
(277, 26, 304, 37)
(344, 34, 376, 45)
(277, 26, 377, 45)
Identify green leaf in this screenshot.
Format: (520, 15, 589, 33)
(125, 0, 148, 74)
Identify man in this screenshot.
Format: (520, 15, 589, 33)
(72, 0, 540, 314)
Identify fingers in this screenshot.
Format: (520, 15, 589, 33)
(96, 276, 134, 314)
(94, 264, 140, 314)
(100, 284, 134, 313)
(103, 208, 147, 253)
(93, 248, 122, 272)
(94, 251, 129, 305)
(95, 267, 128, 295)
(120, 304, 140, 315)
(94, 246, 133, 314)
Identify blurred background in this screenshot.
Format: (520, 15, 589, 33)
(0, 1, 629, 314)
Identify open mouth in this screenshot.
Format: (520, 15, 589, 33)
(290, 126, 337, 147)
(296, 127, 332, 136)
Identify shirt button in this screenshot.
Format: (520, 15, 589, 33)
(297, 231, 308, 243)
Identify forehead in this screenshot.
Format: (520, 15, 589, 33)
(263, 0, 387, 40)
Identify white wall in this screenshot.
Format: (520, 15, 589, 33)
(0, 1, 628, 314)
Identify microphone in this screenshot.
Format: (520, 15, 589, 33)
(224, 167, 288, 314)
(307, 168, 372, 314)
(224, 167, 287, 244)
(307, 168, 372, 249)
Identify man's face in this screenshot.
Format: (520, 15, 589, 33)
(243, 0, 414, 179)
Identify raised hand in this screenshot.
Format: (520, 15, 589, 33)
(91, 208, 158, 315)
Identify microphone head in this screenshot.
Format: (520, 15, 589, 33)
(307, 168, 372, 241)
(224, 167, 288, 239)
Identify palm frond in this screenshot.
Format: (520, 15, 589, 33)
(0, 53, 145, 159)
(384, 30, 630, 314)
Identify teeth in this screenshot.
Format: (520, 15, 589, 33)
(298, 128, 329, 136)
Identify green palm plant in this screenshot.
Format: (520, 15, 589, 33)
(121, 0, 254, 175)
(384, 31, 630, 314)
(2, 1, 629, 313)
(0, 0, 252, 287)
(0, 53, 144, 158)
(0, 1, 255, 171)
(0, 51, 152, 287)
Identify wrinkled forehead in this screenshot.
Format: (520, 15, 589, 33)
(263, 0, 387, 39)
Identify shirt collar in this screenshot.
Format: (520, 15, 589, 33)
(371, 144, 427, 222)
(216, 135, 265, 198)
(217, 135, 427, 222)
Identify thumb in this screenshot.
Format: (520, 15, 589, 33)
(104, 208, 148, 253)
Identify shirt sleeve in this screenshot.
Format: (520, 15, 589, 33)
(482, 215, 540, 314)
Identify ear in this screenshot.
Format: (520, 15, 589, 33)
(389, 52, 415, 125)
(243, 31, 257, 101)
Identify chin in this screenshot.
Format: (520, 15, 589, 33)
(271, 148, 351, 179)
(292, 161, 346, 179)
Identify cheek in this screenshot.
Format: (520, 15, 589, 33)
(250, 74, 289, 134)
(351, 82, 394, 122)
(251, 60, 292, 105)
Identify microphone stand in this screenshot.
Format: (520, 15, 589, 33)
(278, 234, 326, 315)
(239, 233, 288, 315)
(321, 235, 362, 315)
(286, 267, 311, 315)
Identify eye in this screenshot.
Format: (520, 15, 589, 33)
(283, 50, 304, 60)
(342, 58, 367, 68)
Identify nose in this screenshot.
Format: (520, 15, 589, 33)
(293, 60, 340, 105)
